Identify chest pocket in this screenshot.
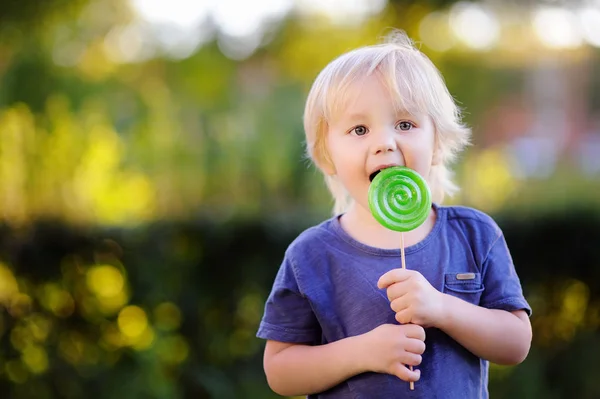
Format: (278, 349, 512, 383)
(443, 273, 484, 305)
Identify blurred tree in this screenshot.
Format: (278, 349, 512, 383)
(0, 0, 87, 36)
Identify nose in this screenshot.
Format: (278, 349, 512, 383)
(372, 129, 398, 155)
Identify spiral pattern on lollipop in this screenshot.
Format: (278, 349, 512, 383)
(368, 166, 432, 232)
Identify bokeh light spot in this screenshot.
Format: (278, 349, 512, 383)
(86, 265, 125, 298)
(21, 345, 49, 374)
(117, 305, 148, 339)
(0, 263, 19, 304)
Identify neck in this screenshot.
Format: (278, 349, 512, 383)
(340, 202, 436, 250)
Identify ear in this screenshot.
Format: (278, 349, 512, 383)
(314, 149, 336, 175)
(320, 159, 336, 176)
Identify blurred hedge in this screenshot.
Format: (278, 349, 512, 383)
(0, 208, 599, 398)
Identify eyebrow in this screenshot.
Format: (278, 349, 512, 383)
(342, 109, 417, 121)
(344, 112, 370, 121)
(393, 107, 417, 116)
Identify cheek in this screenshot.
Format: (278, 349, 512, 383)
(322, 136, 341, 175)
(328, 140, 357, 168)
(404, 145, 434, 175)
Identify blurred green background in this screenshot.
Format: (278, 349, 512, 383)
(1, 0, 600, 398)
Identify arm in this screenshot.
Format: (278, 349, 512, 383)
(263, 338, 366, 396)
(378, 269, 532, 365)
(261, 254, 371, 396)
(263, 324, 425, 397)
(436, 295, 532, 365)
(260, 252, 424, 396)
(436, 230, 532, 364)
(379, 226, 532, 366)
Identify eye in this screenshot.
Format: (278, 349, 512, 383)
(351, 125, 368, 136)
(396, 121, 415, 131)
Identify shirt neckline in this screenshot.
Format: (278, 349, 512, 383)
(328, 203, 445, 257)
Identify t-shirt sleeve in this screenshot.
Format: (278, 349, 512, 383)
(256, 255, 321, 343)
(480, 233, 532, 316)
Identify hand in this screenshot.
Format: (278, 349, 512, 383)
(377, 269, 444, 328)
(360, 324, 425, 382)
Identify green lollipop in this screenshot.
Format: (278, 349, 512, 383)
(369, 166, 431, 392)
(368, 166, 432, 232)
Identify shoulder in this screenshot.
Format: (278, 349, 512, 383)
(437, 205, 511, 270)
(439, 204, 502, 240)
(277, 217, 344, 288)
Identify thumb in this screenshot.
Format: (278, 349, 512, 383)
(377, 268, 411, 289)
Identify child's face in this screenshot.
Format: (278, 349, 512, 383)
(325, 74, 436, 212)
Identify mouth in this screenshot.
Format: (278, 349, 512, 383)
(369, 170, 381, 182)
(369, 164, 400, 182)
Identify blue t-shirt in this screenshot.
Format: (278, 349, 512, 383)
(257, 204, 531, 399)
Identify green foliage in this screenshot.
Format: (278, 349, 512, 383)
(0, 0, 87, 37)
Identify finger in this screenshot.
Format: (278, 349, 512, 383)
(405, 338, 427, 355)
(395, 309, 412, 325)
(386, 282, 409, 302)
(390, 296, 408, 313)
(378, 269, 412, 289)
(404, 324, 426, 341)
(392, 363, 421, 382)
(399, 351, 423, 367)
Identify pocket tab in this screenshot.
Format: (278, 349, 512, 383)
(456, 273, 476, 280)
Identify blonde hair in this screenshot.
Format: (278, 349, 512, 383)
(303, 30, 471, 215)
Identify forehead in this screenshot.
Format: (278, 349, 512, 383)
(331, 75, 388, 116)
(326, 71, 424, 123)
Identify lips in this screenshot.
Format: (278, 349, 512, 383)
(369, 163, 400, 182)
